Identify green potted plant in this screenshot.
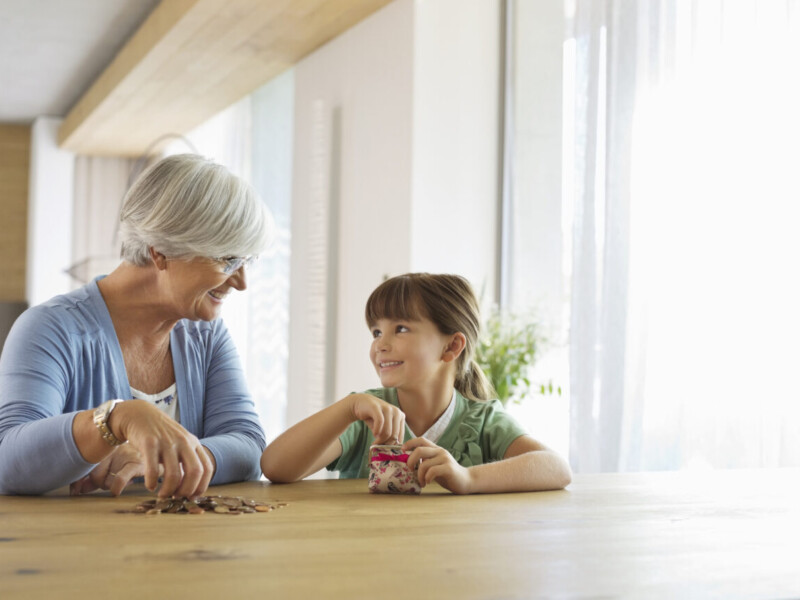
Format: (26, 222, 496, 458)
(476, 307, 561, 406)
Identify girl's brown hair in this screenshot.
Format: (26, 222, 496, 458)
(365, 273, 495, 401)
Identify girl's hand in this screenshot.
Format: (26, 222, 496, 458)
(404, 437, 474, 495)
(70, 444, 160, 497)
(347, 393, 406, 445)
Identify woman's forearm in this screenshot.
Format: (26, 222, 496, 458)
(468, 450, 572, 493)
(260, 398, 354, 482)
(0, 414, 95, 495)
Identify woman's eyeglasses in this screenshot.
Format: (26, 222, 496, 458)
(215, 256, 257, 275)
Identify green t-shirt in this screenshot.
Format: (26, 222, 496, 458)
(327, 387, 529, 479)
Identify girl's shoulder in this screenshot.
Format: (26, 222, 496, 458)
(359, 387, 398, 405)
(455, 393, 507, 420)
(444, 393, 527, 465)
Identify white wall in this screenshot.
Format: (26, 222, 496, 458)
(411, 0, 501, 299)
(289, 0, 414, 423)
(510, 0, 564, 325)
(27, 118, 74, 306)
(288, 0, 501, 419)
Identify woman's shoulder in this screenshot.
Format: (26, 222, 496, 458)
(170, 319, 236, 361)
(15, 283, 106, 337)
(172, 317, 228, 339)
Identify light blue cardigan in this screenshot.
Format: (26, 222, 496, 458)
(0, 278, 266, 494)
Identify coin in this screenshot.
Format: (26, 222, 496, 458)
(120, 495, 287, 516)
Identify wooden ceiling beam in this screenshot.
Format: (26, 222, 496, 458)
(58, 0, 392, 156)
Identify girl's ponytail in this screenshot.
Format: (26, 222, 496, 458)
(456, 359, 496, 402)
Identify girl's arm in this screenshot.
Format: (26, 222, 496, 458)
(468, 436, 572, 492)
(261, 393, 405, 483)
(404, 435, 572, 494)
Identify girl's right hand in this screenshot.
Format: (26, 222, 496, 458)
(347, 393, 405, 445)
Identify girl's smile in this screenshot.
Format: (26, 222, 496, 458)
(378, 360, 403, 369)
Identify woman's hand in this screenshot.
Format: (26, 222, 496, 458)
(404, 437, 474, 495)
(347, 393, 406, 445)
(108, 399, 215, 498)
(70, 444, 155, 497)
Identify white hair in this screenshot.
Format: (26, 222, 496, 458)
(119, 154, 272, 265)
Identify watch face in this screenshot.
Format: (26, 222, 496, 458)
(94, 401, 110, 421)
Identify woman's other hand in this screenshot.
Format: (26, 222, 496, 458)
(347, 393, 406, 445)
(403, 437, 473, 495)
(69, 444, 156, 496)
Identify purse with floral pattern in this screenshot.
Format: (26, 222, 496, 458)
(368, 444, 421, 494)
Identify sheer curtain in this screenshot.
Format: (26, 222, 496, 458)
(568, 0, 800, 472)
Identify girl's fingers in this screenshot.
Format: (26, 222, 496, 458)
(370, 411, 386, 441)
(424, 464, 449, 485)
(415, 449, 447, 483)
(388, 409, 404, 443)
(407, 444, 441, 467)
(403, 437, 435, 452)
(394, 416, 406, 445)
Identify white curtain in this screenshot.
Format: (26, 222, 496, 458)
(568, 0, 800, 472)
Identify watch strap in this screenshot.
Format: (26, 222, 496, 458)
(93, 400, 125, 446)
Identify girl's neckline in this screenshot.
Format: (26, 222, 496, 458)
(413, 389, 457, 442)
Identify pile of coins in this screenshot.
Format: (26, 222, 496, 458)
(122, 495, 287, 515)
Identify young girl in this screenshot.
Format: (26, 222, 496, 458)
(261, 273, 571, 494)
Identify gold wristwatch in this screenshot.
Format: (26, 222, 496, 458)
(93, 400, 126, 446)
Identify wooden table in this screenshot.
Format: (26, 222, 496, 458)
(2, 469, 799, 599)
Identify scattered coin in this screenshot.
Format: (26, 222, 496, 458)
(118, 495, 285, 515)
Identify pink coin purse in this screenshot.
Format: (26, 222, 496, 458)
(368, 444, 421, 495)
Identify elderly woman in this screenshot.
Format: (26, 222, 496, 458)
(0, 154, 270, 498)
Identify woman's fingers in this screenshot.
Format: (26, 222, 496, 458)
(69, 476, 98, 496)
(173, 442, 204, 499)
(157, 444, 183, 498)
(141, 438, 161, 492)
(193, 447, 215, 498)
(108, 461, 140, 496)
(117, 401, 215, 498)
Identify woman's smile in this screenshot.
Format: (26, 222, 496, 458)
(207, 289, 228, 303)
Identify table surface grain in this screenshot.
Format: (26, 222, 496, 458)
(1, 469, 799, 599)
